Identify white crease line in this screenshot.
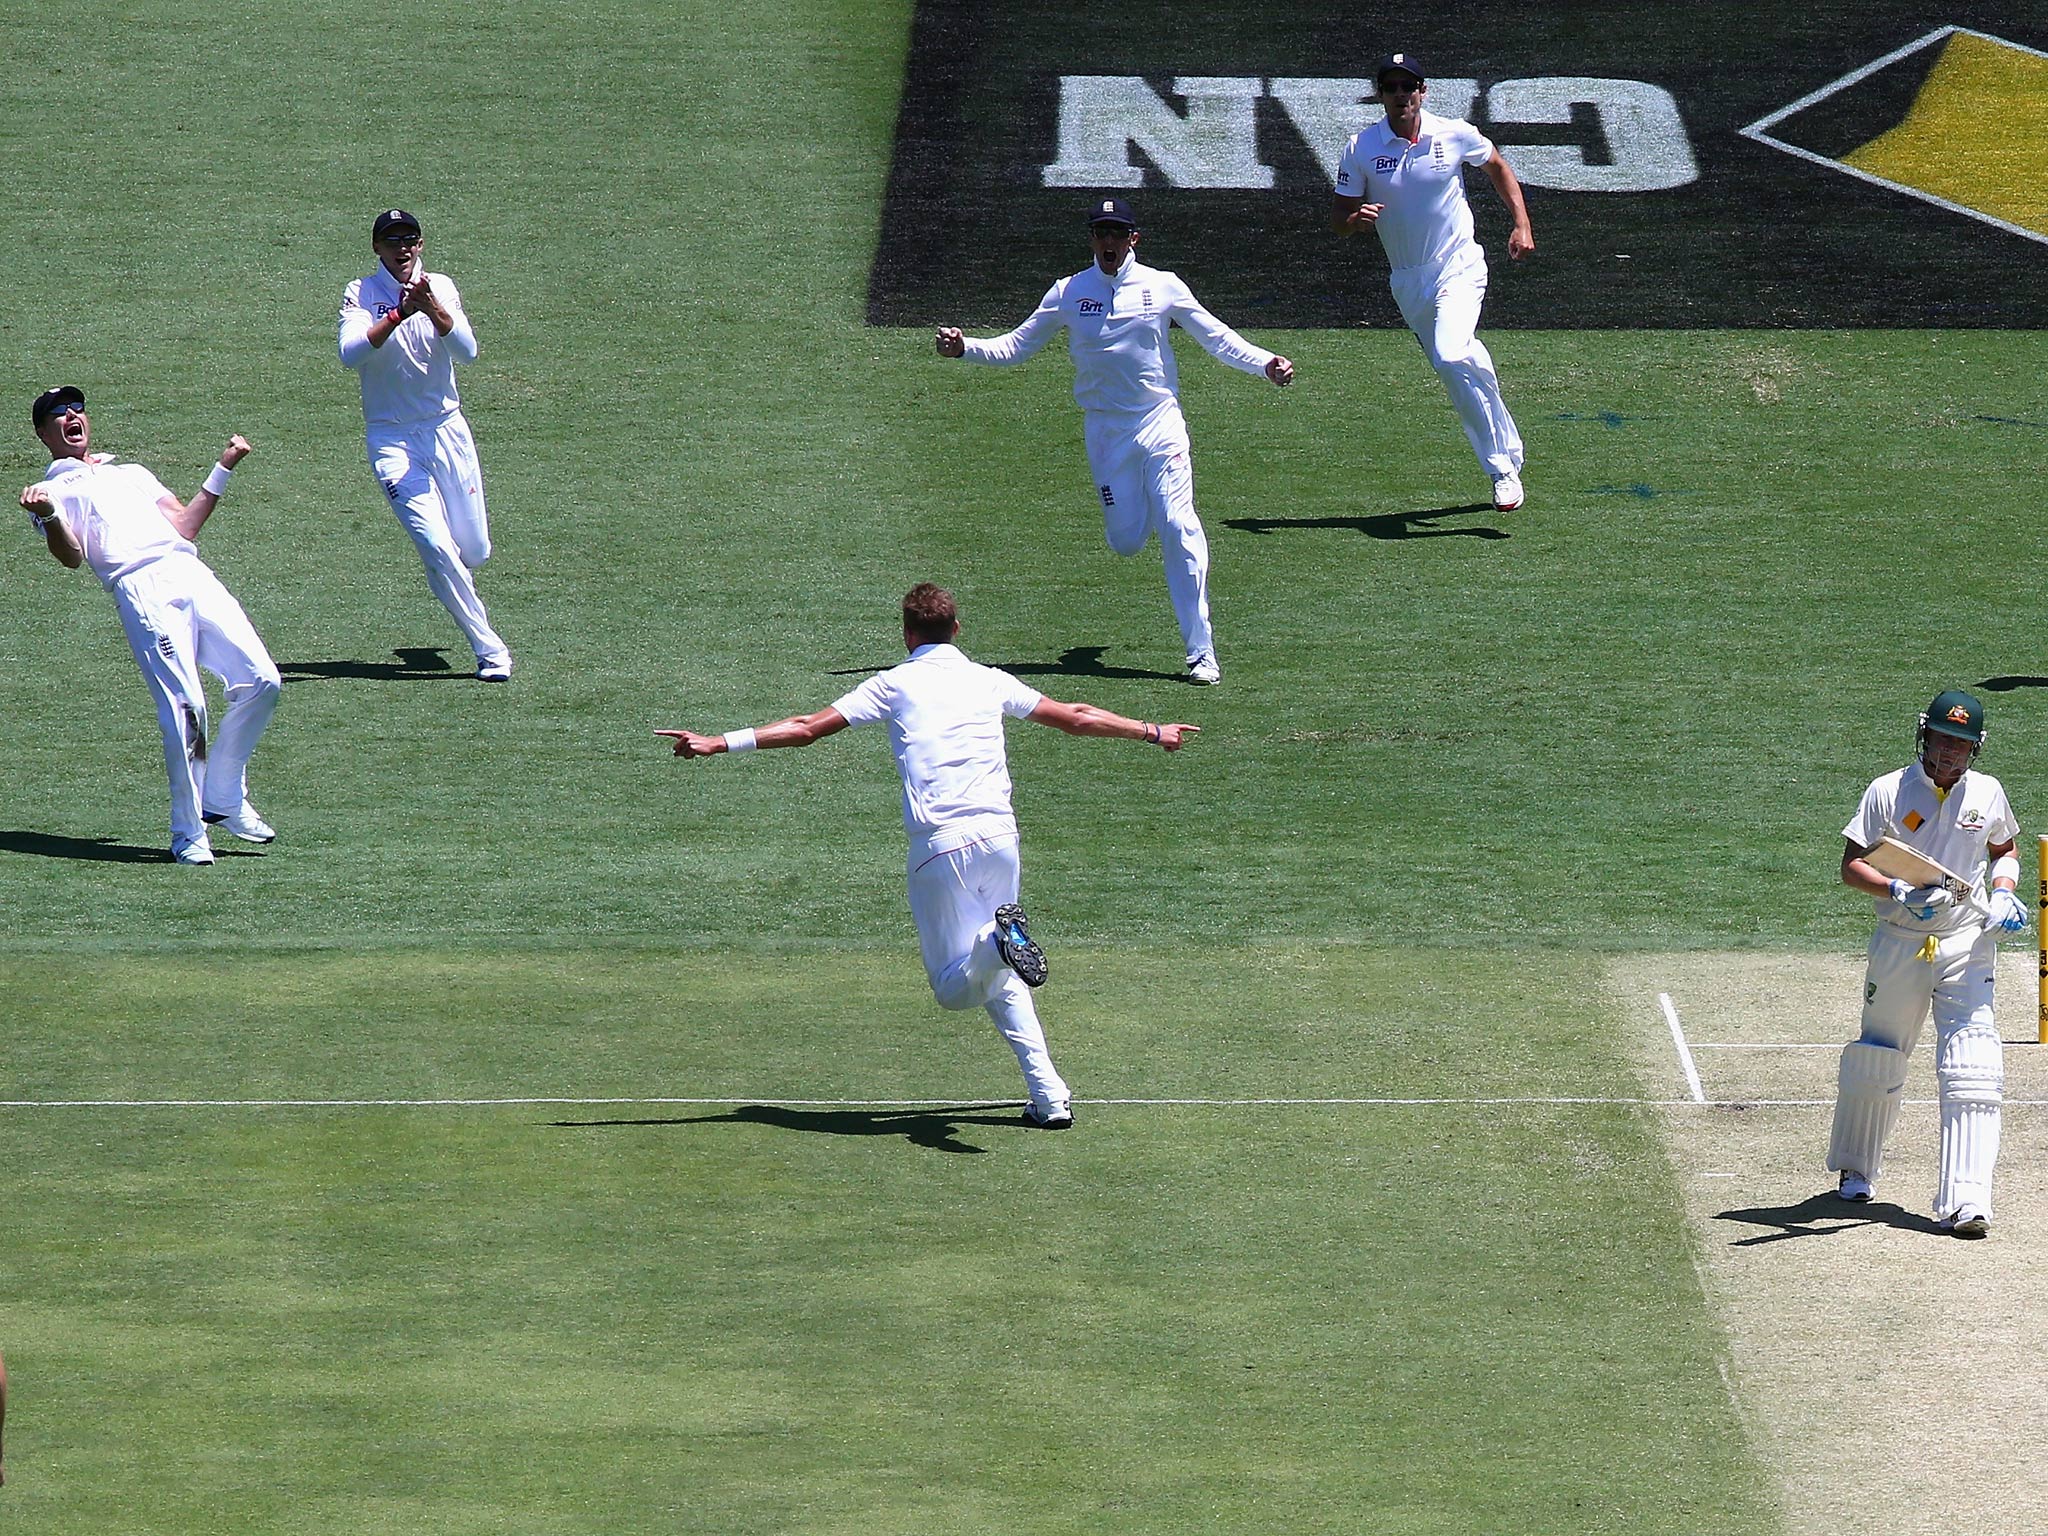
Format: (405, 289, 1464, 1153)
(6, 1094, 2047, 1112)
(1660, 992, 1707, 1104)
(1693, 1042, 1838, 1050)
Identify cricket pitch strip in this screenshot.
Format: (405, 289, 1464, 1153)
(1614, 950, 2048, 1536)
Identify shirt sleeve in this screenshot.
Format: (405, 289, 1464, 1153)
(1164, 274, 1274, 377)
(961, 283, 1067, 366)
(1989, 783, 2020, 845)
(829, 675, 894, 728)
(1454, 120, 1496, 167)
(1334, 131, 1366, 196)
(139, 468, 175, 505)
(1842, 778, 1891, 848)
(993, 669, 1043, 718)
(339, 280, 376, 369)
(433, 275, 479, 363)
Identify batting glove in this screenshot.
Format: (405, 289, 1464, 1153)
(1986, 888, 2029, 933)
(1888, 880, 1956, 920)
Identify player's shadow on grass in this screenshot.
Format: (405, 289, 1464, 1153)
(1223, 504, 1506, 541)
(278, 647, 461, 683)
(829, 647, 1185, 684)
(1713, 1192, 1946, 1246)
(1978, 676, 2048, 693)
(0, 829, 172, 863)
(550, 1102, 1035, 1155)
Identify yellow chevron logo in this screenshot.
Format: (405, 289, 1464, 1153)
(1844, 32, 2048, 237)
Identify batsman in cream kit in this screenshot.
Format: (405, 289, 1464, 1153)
(1830, 690, 2027, 1237)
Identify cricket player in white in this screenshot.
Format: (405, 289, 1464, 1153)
(339, 209, 511, 682)
(1830, 690, 2025, 1237)
(20, 387, 281, 866)
(937, 198, 1293, 687)
(658, 583, 1199, 1128)
(1332, 53, 1533, 513)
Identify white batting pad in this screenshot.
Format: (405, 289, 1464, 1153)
(1936, 1023, 2003, 1219)
(1827, 1040, 1910, 1179)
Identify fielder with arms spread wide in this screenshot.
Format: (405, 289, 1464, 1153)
(659, 583, 1197, 1128)
(937, 197, 1292, 687)
(1830, 689, 2027, 1236)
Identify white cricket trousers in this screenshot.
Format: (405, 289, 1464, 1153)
(1083, 400, 1214, 663)
(1828, 922, 2002, 1219)
(1389, 246, 1523, 479)
(907, 834, 1070, 1112)
(369, 410, 508, 664)
(111, 556, 281, 845)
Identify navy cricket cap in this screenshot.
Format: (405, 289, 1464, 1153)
(1085, 197, 1137, 228)
(1375, 52, 1426, 86)
(372, 208, 422, 241)
(31, 385, 84, 429)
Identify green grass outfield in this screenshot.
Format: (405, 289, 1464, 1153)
(3, 0, 2042, 1529)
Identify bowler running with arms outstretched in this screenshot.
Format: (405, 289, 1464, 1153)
(937, 198, 1293, 687)
(659, 583, 1198, 1128)
(339, 209, 512, 681)
(20, 387, 281, 866)
(1830, 690, 2026, 1237)
(1331, 53, 1533, 513)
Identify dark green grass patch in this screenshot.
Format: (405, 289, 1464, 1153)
(1, 944, 1771, 1535)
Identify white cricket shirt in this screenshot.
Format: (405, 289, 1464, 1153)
(963, 253, 1274, 416)
(1845, 762, 2019, 931)
(26, 455, 196, 589)
(1335, 109, 1495, 271)
(831, 643, 1045, 859)
(338, 266, 479, 427)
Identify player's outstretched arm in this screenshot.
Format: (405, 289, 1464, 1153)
(1027, 698, 1197, 750)
(658, 707, 851, 758)
(1481, 152, 1534, 259)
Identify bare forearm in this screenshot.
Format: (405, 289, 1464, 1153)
(170, 490, 218, 540)
(1053, 703, 1157, 741)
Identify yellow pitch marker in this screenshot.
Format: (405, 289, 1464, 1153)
(1845, 32, 2048, 237)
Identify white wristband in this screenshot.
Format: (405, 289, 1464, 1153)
(203, 463, 232, 497)
(723, 728, 758, 754)
(1992, 854, 2020, 888)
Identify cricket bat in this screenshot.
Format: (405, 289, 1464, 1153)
(1865, 836, 1993, 917)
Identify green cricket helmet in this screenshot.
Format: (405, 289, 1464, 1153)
(1918, 689, 1986, 754)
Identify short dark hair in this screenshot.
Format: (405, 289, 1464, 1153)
(902, 583, 958, 644)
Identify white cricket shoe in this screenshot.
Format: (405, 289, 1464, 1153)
(1837, 1171, 1873, 1203)
(1022, 1100, 1073, 1130)
(1947, 1206, 1991, 1238)
(203, 802, 276, 844)
(1187, 652, 1222, 685)
(1492, 473, 1525, 513)
(172, 834, 216, 866)
(476, 653, 513, 683)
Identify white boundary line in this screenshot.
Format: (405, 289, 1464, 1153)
(1660, 992, 1707, 1104)
(1738, 26, 2048, 249)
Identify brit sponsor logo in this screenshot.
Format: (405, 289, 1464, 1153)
(1077, 297, 1106, 315)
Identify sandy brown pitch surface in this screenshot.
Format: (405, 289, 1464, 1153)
(1612, 950, 2048, 1536)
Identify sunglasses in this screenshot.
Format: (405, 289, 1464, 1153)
(1090, 223, 1135, 237)
(47, 402, 86, 421)
(1379, 78, 1423, 93)
(381, 233, 423, 248)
